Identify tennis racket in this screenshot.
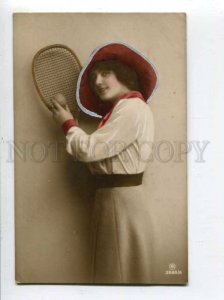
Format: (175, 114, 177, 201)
(32, 44, 82, 118)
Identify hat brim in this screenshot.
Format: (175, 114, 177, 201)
(76, 42, 159, 118)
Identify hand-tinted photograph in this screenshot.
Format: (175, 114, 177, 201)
(13, 13, 187, 284)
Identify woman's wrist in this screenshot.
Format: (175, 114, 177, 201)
(62, 119, 78, 135)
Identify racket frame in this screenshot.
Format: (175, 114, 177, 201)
(32, 44, 82, 112)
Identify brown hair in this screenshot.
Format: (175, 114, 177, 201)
(89, 60, 139, 92)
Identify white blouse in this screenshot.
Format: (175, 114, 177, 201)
(66, 97, 154, 175)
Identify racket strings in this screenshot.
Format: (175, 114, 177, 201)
(33, 46, 81, 116)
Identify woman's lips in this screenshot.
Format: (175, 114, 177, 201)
(96, 87, 108, 95)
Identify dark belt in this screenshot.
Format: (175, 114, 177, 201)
(94, 173, 143, 188)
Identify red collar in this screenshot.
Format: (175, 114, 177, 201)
(117, 91, 145, 101)
(98, 91, 145, 128)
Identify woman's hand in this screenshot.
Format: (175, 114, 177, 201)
(51, 99, 74, 126)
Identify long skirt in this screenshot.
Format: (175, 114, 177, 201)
(89, 185, 154, 284)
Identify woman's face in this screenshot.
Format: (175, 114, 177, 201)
(92, 70, 130, 102)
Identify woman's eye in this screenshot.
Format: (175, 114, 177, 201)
(101, 71, 110, 77)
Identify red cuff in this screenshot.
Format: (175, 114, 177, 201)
(62, 119, 77, 135)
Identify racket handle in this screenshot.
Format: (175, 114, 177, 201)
(71, 107, 80, 119)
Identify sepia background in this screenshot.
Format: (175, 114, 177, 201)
(14, 13, 187, 284)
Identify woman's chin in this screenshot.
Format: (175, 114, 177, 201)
(99, 96, 117, 103)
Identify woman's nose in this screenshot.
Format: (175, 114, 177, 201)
(95, 73, 103, 85)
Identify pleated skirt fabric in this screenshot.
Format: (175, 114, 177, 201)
(89, 185, 153, 284)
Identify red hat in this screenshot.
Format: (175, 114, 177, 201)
(76, 42, 159, 118)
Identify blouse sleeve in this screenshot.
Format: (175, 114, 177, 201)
(66, 99, 143, 162)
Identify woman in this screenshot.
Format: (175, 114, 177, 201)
(52, 42, 158, 284)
